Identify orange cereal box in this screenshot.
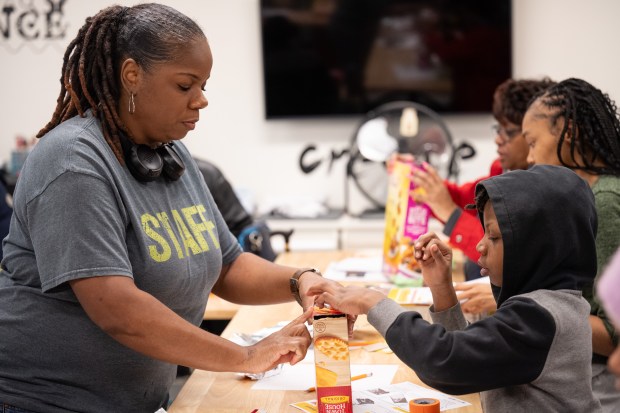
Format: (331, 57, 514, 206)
(383, 160, 430, 286)
(313, 307, 352, 413)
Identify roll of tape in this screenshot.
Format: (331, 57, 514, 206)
(409, 397, 440, 413)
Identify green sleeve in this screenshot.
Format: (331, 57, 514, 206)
(592, 188, 620, 346)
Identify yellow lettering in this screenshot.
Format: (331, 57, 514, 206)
(172, 209, 202, 256)
(157, 212, 184, 259)
(141, 213, 171, 262)
(182, 205, 210, 252)
(197, 205, 220, 249)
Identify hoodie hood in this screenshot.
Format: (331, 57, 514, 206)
(475, 165, 597, 307)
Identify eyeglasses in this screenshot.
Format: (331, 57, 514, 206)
(492, 124, 522, 142)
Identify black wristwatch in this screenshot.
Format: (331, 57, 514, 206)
(290, 267, 322, 305)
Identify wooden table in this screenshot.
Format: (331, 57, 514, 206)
(173, 251, 480, 413)
(203, 250, 362, 321)
(203, 249, 465, 321)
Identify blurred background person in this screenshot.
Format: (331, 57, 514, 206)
(411, 77, 555, 283)
(522, 77, 620, 410)
(0, 178, 11, 261)
(597, 247, 620, 390)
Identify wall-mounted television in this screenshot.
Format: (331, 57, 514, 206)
(260, 0, 512, 119)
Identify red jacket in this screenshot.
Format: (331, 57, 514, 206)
(444, 159, 503, 261)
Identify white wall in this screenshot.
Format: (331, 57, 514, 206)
(2, 0, 619, 213)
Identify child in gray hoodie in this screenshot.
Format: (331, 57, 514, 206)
(308, 165, 601, 412)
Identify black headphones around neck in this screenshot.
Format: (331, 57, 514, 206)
(119, 134, 186, 183)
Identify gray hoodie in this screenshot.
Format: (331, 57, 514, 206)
(369, 165, 602, 412)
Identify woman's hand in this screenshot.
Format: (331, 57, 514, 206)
(243, 307, 313, 373)
(297, 271, 330, 311)
(411, 163, 458, 222)
(454, 283, 497, 315)
(296, 273, 356, 337)
(306, 281, 386, 316)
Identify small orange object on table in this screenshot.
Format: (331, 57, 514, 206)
(409, 397, 440, 413)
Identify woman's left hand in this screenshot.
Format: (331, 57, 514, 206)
(298, 274, 361, 338)
(306, 281, 386, 316)
(297, 271, 327, 311)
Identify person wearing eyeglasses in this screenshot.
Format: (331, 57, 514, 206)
(409, 79, 556, 319)
(411, 78, 555, 275)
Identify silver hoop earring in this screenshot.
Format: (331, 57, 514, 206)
(129, 93, 136, 114)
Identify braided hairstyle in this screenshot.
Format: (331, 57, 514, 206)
(492, 77, 556, 126)
(530, 78, 620, 175)
(37, 3, 206, 163)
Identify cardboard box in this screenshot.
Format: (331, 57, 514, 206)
(382, 160, 430, 286)
(313, 307, 352, 413)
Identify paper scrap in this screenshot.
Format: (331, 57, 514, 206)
(291, 381, 470, 412)
(323, 257, 388, 282)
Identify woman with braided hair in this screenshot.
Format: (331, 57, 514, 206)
(409, 77, 555, 286)
(522, 77, 620, 411)
(0, 4, 342, 412)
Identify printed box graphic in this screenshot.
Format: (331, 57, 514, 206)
(313, 307, 352, 413)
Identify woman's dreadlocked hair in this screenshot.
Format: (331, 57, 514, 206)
(492, 77, 556, 126)
(37, 3, 205, 164)
(530, 78, 620, 176)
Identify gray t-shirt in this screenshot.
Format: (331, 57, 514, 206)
(0, 112, 242, 413)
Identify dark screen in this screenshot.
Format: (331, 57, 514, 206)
(260, 0, 512, 118)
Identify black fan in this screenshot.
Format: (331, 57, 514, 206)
(345, 101, 474, 215)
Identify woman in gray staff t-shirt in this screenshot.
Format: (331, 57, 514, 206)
(0, 4, 335, 413)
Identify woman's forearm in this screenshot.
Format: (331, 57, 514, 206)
(72, 276, 251, 372)
(212, 252, 299, 305)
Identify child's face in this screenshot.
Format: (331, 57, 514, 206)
(475, 201, 504, 286)
(522, 100, 569, 167)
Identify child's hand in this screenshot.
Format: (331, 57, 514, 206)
(414, 232, 453, 289)
(415, 233, 457, 311)
(306, 281, 386, 316)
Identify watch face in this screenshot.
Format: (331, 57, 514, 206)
(291, 268, 321, 305)
(290, 278, 302, 304)
(290, 278, 299, 291)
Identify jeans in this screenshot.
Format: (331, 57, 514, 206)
(0, 403, 38, 413)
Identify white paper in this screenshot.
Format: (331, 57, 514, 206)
(330, 257, 383, 272)
(457, 276, 490, 286)
(251, 364, 398, 391)
(291, 381, 470, 412)
(386, 285, 434, 305)
(358, 381, 471, 411)
(323, 257, 388, 282)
